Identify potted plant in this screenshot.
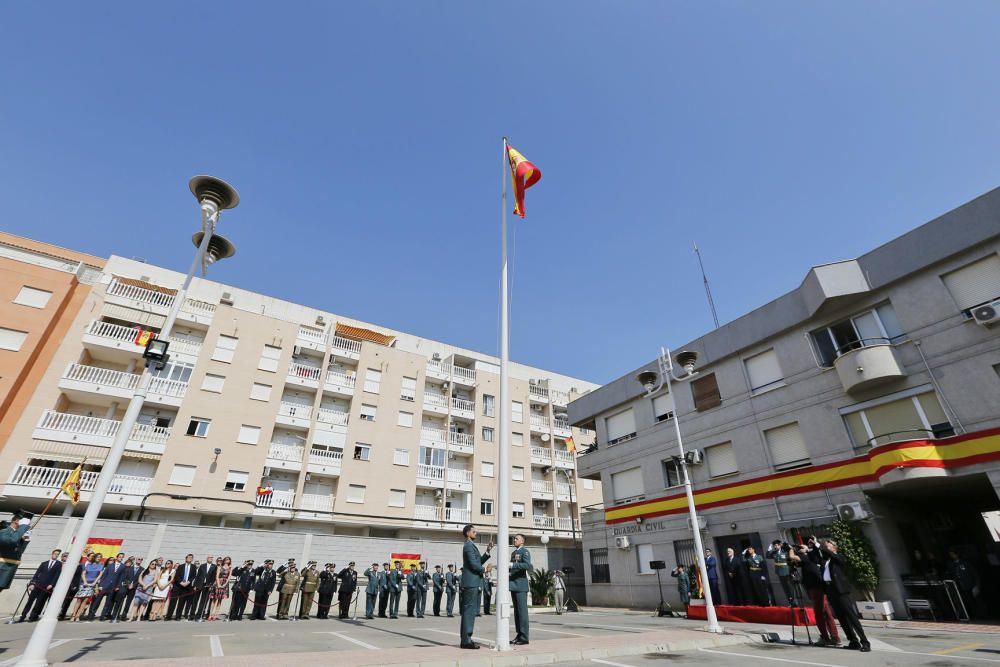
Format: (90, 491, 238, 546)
(829, 519, 892, 619)
(529, 568, 554, 606)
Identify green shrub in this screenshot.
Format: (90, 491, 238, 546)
(529, 568, 554, 605)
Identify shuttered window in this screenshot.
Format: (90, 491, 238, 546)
(605, 408, 636, 445)
(745, 349, 784, 394)
(652, 394, 674, 423)
(224, 470, 249, 491)
(0, 327, 28, 352)
(250, 382, 272, 401)
(691, 373, 722, 411)
(942, 254, 1000, 312)
(211, 334, 238, 363)
(258, 345, 282, 372)
(637, 543, 655, 574)
(346, 484, 366, 503)
(705, 442, 738, 478)
(611, 467, 644, 504)
(237, 424, 261, 445)
(401, 376, 417, 401)
(201, 373, 225, 393)
(14, 286, 52, 309)
(763, 423, 810, 470)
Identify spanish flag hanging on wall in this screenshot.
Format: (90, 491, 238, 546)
(506, 144, 541, 218)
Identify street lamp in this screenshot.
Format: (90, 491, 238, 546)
(635, 347, 722, 634)
(17, 176, 239, 667)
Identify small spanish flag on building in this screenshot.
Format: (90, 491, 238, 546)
(506, 143, 541, 218)
(61, 463, 83, 506)
(564, 436, 577, 455)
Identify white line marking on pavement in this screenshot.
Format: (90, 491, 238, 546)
(698, 647, 847, 667)
(209, 635, 224, 657)
(532, 627, 587, 637)
(592, 659, 638, 667)
(892, 650, 1000, 663)
(316, 631, 380, 650)
(427, 628, 494, 645)
(0, 639, 74, 667)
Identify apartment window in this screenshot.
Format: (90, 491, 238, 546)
(168, 464, 196, 486)
(811, 304, 905, 367)
(705, 442, 738, 478)
(237, 424, 261, 445)
(419, 446, 445, 467)
(0, 327, 28, 352)
(583, 479, 595, 490)
(483, 394, 495, 417)
(211, 334, 239, 363)
(843, 388, 953, 448)
(744, 349, 784, 395)
(393, 448, 410, 466)
(662, 458, 682, 488)
(605, 408, 637, 446)
(389, 489, 406, 508)
(258, 345, 282, 372)
(512, 466, 525, 481)
(186, 417, 211, 437)
(397, 410, 413, 427)
(346, 484, 366, 503)
(481, 461, 495, 477)
(250, 382, 272, 402)
(360, 404, 377, 422)
(637, 543, 655, 574)
(511, 432, 523, 447)
(482, 426, 495, 442)
(512, 502, 525, 519)
(481, 498, 494, 515)
(224, 470, 249, 492)
(763, 422, 811, 470)
(941, 254, 1000, 315)
(13, 286, 52, 309)
(353, 443, 372, 461)
(152, 360, 194, 385)
(590, 548, 611, 584)
(401, 376, 417, 402)
(511, 401, 523, 423)
(200, 373, 225, 393)
(691, 374, 722, 411)
(652, 394, 674, 424)
(611, 467, 644, 505)
(363, 368, 382, 394)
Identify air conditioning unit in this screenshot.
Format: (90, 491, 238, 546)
(684, 450, 704, 465)
(262, 466, 272, 477)
(836, 502, 870, 521)
(529, 379, 537, 386)
(972, 300, 1000, 327)
(686, 516, 709, 531)
(615, 536, 631, 549)
(316, 315, 325, 326)
(432, 353, 442, 361)
(220, 292, 234, 306)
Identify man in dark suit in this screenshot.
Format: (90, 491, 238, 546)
(317, 563, 337, 619)
(820, 539, 870, 652)
(445, 564, 457, 617)
(166, 554, 196, 620)
(388, 560, 404, 619)
(229, 560, 256, 621)
(460, 524, 491, 649)
(116, 557, 144, 621)
(376, 562, 390, 618)
(337, 562, 358, 619)
(191, 555, 217, 621)
(58, 552, 82, 620)
(722, 547, 744, 605)
(19, 549, 62, 623)
(250, 560, 276, 620)
(431, 565, 444, 616)
(509, 533, 532, 645)
(789, 543, 840, 646)
(94, 553, 127, 621)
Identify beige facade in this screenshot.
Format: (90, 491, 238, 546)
(0, 252, 602, 547)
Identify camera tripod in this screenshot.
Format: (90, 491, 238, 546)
(788, 578, 813, 646)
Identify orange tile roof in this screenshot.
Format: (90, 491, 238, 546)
(335, 322, 395, 347)
(115, 276, 177, 296)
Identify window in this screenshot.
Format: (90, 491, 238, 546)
(211, 334, 238, 363)
(691, 374, 722, 411)
(512, 466, 525, 481)
(590, 548, 610, 584)
(842, 388, 953, 448)
(511, 401, 523, 423)
(481, 498, 494, 515)
(652, 394, 674, 423)
(224, 470, 249, 492)
(512, 502, 525, 519)
(201, 373, 225, 393)
(389, 489, 406, 508)
(811, 304, 905, 367)
(364, 368, 382, 394)
(397, 410, 413, 427)
(186, 417, 211, 437)
(637, 543, 655, 574)
(744, 349, 784, 394)
(353, 443, 372, 461)
(168, 464, 196, 486)
(611, 467, 644, 505)
(511, 432, 523, 447)
(662, 458, 682, 488)
(151, 360, 194, 384)
(583, 479, 595, 490)
(250, 382, 272, 402)
(237, 424, 261, 445)
(258, 345, 282, 372)
(483, 394, 495, 417)
(481, 461, 495, 477)
(360, 404, 377, 422)
(605, 408, 637, 445)
(482, 426, 495, 442)
(393, 448, 410, 466)
(0, 327, 28, 352)
(13, 286, 52, 309)
(419, 446, 445, 467)
(705, 442, 738, 478)
(401, 376, 417, 402)
(763, 422, 811, 470)
(346, 484, 366, 503)
(942, 254, 1000, 314)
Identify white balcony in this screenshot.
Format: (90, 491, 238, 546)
(530, 446, 552, 466)
(556, 483, 572, 501)
(146, 377, 188, 407)
(307, 447, 343, 475)
(556, 517, 581, 533)
(447, 468, 473, 491)
(266, 443, 304, 470)
(554, 450, 575, 468)
(451, 397, 475, 419)
(416, 464, 445, 488)
(448, 431, 474, 454)
(59, 364, 140, 402)
(129, 423, 171, 453)
(834, 343, 907, 394)
(422, 393, 449, 416)
(421, 427, 446, 447)
(34, 411, 169, 455)
(426, 359, 451, 381)
(444, 507, 471, 523)
(178, 298, 216, 325)
(299, 493, 335, 513)
(296, 326, 327, 352)
(255, 489, 295, 515)
(287, 362, 322, 388)
(451, 366, 476, 386)
(325, 369, 356, 396)
(276, 402, 312, 428)
(553, 419, 572, 437)
(529, 385, 549, 403)
(330, 336, 362, 360)
(414, 504, 440, 521)
(82, 320, 203, 362)
(5, 463, 152, 501)
(530, 415, 550, 434)
(551, 390, 569, 407)
(106, 277, 174, 313)
(316, 408, 349, 427)
(532, 515, 555, 530)
(532, 480, 554, 499)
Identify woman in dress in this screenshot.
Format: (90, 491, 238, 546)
(150, 560, 173, 621)
(208, 556, 232, 621)
(129, 562, 160, 622)
(70, 553, 104, 621)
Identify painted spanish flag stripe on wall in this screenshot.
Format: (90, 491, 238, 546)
(605, 428, 1000, 525)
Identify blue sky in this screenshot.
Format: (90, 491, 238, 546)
(2, 3, 999, 384)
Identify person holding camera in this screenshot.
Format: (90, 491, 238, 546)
(766, 540, 796, 605)
(819, 539, 870, 652)
(788, 541, 840, 646)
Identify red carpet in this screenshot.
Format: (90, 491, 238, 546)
(686, 604, 815, 626)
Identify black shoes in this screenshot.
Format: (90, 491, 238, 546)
(860, 643, 871, 653)
(847, 641, 862, 650)
(461, 643, 481, 650)
(512, 639, 529, 646)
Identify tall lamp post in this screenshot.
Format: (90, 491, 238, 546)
(635, 347, 722, 634)
(16, 176, 239, 667)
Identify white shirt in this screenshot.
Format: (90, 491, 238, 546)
(823, 559, 832, 583)
(554, 575, 565, 591)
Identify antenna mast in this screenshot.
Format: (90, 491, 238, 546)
(694, 242, 720, 329)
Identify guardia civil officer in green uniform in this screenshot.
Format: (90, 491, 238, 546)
(459, 523, 492, 649)
(509, 533, 532, 645)
(363, 562, 380, 619)
(0, 510, 33, 594)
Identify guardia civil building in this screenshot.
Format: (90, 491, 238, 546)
(569, 188, 1000, 619)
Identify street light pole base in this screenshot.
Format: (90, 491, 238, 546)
(702, 624, 725, 634)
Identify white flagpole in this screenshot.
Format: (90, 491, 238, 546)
(495, 136, 512, 651)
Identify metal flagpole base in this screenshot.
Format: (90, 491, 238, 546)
(15, 614, 58, 666)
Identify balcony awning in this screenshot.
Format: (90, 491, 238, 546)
(28, 440, 160, 463)
(335, 322, 395, 347)
(102, 303, 166, 328)
(114, 276, 177, 296)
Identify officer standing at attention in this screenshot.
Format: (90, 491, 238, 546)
(415, 561, 430, 618)
(377, 562, 390, 618)
(460, 524, 492, 650)
(363, 562, 380, 619)
(276, 563, 300, 620)
(509, 533, 533, 645)
(228, 560, 255, 620)
(743, 546, 771, 606)
(405, 563, 418, 617)
(299, 561, 320, 619)
(250, 560, 276, 620)
(317, 563, 337, 619)
(481, 569, 493, 616)
(766, 540, 794, 605)
(0, 510, 33, 597)
(431, 565, 444, 616)
(445, 564, 457, 617)
(388, 560, 404, 619)
(337, 562, 358, 619)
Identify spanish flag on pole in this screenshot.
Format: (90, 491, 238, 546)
(564, 436, 577, 455)
(61, 463, 83, 506)
(506, 144, 541, 218)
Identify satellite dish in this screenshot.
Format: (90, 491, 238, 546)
(541, 434, 551, 442)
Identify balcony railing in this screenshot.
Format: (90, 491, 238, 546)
(414, 505, 440, 521)
(556, 517, 581, 532)
(532, 480, 553, 495)
(325, 369, 357, 391)
(181, 298, 216, 317)
(449, 431, 474, 448)
(529, 385, 549, 400)
(8, 463, 152, 496)
(417, 464, 445, 482)
(556, 483, 572, 498)
(426, 359, 450, 375)
(530, 415, 550, 431)
(278, 402, 312, 420)
(447, 468, 473, 485)
(299, 493, 334, 512)
(423, 394, 448, 409)
(308, 447, 344, 464)
(316, 408, 349, 426)
(445, 508, 471, 523)
(551, 390, 570, 406)
(148, 377, 188, 399)
(107, 277, 174, 309)
(63, 364, 140, 391)
(38, 410, 120, 437)
(553, 418, 571, 432)
(532, 515, 555, 529)
(163, 335, 203, 357)
(530, 446, 552, 462)
(130, 422, 171, 445)
(86, 320, 148, 347)
(297, 327, 326, 344)
(452, 366, 476, 383)
(288, 362, 322, 382)
(554, 449, 575, 463)
(451, 397, 474, 413)
(267, 443, 304, 462)
(421, 427, 446, 444)
(330, 336, 362, 356)
(256, 489, 295, 509)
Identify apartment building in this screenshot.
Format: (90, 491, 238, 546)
(569, 187, 1000, 619)
(0, 247, 601, 548)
